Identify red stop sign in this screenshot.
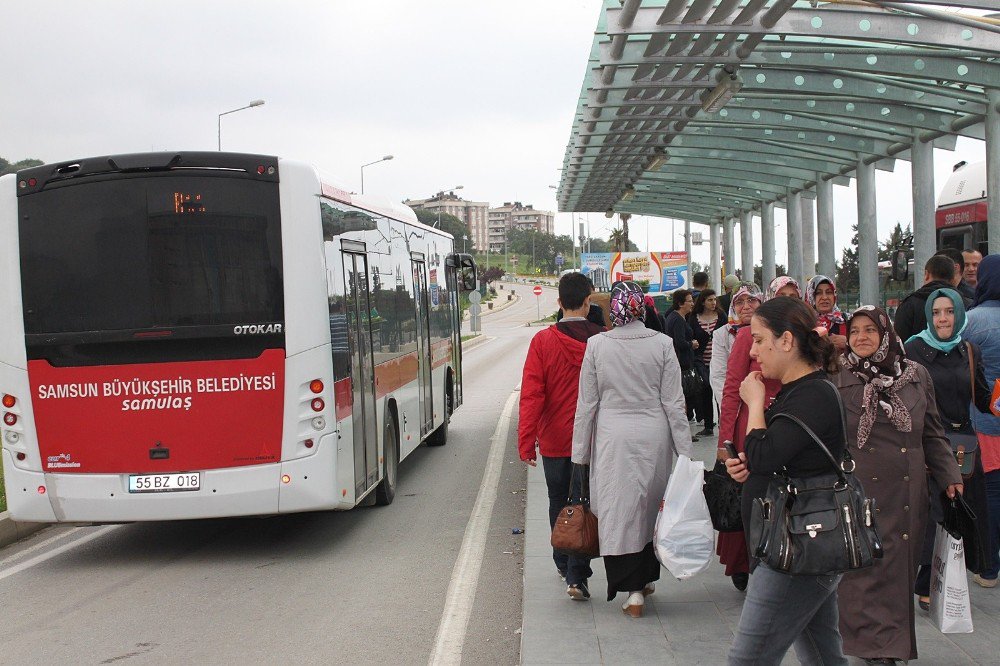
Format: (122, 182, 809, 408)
(533, 286, 543, 296)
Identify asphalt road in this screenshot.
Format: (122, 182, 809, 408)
(0, 282, 559, 665)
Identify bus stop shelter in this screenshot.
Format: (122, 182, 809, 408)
(555, 0, 1000, 305)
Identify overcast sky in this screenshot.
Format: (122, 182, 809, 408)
(1, 1, 988, 273)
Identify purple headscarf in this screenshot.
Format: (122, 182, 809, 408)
(609, 282, 646, 328)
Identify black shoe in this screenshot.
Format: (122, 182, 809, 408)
(863, 660, 898, 665)
(696, 428, 714, 437)
(557, 568, 567, 582)
(917, 595, 930, 612)
(732, 573, 749, 592)
(567, 581, 591, 600)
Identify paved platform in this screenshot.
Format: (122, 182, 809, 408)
(519, 429, 1000, 665)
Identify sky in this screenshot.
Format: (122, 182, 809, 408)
(0, 1, 989, 272)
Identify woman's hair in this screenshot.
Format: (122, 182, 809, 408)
(671, 289, 693, 311)
(692, 289, 718, 316)
(753, 297, 839, 373)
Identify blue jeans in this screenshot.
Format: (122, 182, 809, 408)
(542, 456, 593, 586)
(982, 470, 1000, 579)
(729, 565, 848, 666)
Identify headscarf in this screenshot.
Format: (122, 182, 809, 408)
(726, 282, 763, 328)
(974, 253, 1000, 307)
(908, 288, 967, 353)
(842, 305, 916, 447)
(643, 294, 658, 315)
(609, 281, 646, 328)
(805, 275, 845, 332)
(765, 275, 803, 301)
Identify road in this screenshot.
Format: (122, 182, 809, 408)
(0, 283, 559, 665)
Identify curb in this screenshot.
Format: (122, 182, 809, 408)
(0, 510, 47, 549)
(461, 335, 494, 352)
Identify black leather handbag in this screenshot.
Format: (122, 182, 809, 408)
(748, 384, 884, 576)
(703, 461, 743, 532)
(941, 490, 987, 575)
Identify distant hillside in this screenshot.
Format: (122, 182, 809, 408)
(0, 157, 44, 176)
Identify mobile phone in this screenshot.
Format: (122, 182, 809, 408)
(724, 440, 738, 459)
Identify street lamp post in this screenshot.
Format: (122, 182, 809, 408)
(218, 99, 265, 151)
(431, 185, 463, 227)
(360, 155, 393, 195)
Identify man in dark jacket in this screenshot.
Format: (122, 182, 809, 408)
(519, 272, 604, 601)
(894, 255, 971, 341)
(936, 247, 976, 301)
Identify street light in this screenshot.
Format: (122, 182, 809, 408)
(360, 155, 394, 194)
(218, 99, 264, 151)
(432, 185, 463, 228)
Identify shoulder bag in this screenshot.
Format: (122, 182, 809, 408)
(550, 464, 600, 558)
(703, 460, 743, 532)
(748, 381, 884, 576)
(942, 343, 979, 479)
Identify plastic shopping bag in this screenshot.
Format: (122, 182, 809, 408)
(930, 523, 974, 634)
(654, 455, 715, 580)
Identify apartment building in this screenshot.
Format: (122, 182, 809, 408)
(403, 191, 489, 250)
(487, 202, 555, 252)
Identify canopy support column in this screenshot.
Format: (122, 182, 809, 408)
(723, 217, 736, 277)
(787, 189, 804, 286)
(816, 177, 836, 278)
(911, 133, 936, 283)
(741, 210, 755, 283)
(684, 221, 692, 284)
(801, 197, 816, 279)
(857, 160, 879, 307)
(987, 90, 1000, 255)
(710, 222, 722, 290)
(761, 202, 777, 288)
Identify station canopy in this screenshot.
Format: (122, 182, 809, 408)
(556, 0, 1000, 223)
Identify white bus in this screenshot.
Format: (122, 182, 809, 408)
(0, 151, 476, 522)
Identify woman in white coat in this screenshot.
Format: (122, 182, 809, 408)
(572, 281, 694, 617)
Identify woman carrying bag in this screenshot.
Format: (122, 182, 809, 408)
(903, 288, 991, 609)
(572, 281, 693, 617)
(724, 297, 849, 665)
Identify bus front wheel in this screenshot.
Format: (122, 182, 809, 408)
(375, 416, 399, 505)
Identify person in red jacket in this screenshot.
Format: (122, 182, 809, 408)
(519, 272, 605, 600)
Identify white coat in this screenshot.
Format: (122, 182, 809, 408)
(571, 320, 694, 556)
(709, 323, 736, 400)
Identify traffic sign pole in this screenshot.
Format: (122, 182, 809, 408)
(533, 285, 542, 321)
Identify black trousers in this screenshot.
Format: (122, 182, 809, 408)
(542, 456, 593, 586)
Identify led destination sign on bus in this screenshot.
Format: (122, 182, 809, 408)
(174, 192, 206, 214)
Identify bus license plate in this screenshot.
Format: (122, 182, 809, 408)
(128, 472, 201, 493)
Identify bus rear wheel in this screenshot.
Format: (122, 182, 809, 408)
(375, 416, 398, 505)
(425, 381, 452, 447)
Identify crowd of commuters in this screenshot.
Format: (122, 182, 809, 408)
(519, 247, 996, 664)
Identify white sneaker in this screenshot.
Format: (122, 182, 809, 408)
(622, 591, 645, 617)
(974, 574, 998, 588)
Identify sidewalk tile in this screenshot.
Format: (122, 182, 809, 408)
(520, 627, 601, 665)
(525, 518, 552, 556)
(524, 555, 571, 601)
(658, 639, 733, 665)
(598, 633, 670, 665)
(521, 597, 596, 632)
(655, 601, 732, 643)
(592, 598, 665, 637)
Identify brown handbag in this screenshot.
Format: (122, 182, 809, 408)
(550, 464, 599, 558)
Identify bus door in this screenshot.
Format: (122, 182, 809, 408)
(411, 254, 434, 435)
(342, 244, 379, 495)
(444, 258, 463, 408)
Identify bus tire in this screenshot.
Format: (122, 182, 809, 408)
(425, 379, 452, 447)
(375, 415, 399, 506)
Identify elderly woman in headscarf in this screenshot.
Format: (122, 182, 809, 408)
(904, 288, 991, 611)
(833, 305, 962, 665)
(713, 277, 799, 590)
(572, 281, 694, 617)
(805, 275, 848, 351)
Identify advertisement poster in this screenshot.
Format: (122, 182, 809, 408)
(580, 252, 689, 293)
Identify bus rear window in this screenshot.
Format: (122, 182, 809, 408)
(18, 175, 283, 339)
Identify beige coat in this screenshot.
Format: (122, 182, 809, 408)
(571, 320, 694, 556)
(832, 365, 961, 661)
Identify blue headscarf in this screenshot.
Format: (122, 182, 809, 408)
(974, 253, 1000, 307)
(907, 288, 966, 353)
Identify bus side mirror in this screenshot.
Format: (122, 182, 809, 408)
(890, 249, 908, 283)
(459, 254, 477, 292)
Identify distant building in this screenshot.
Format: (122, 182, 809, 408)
(487, 202, 555, 252)
(403, 191, 489, 250)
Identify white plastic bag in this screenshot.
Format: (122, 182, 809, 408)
(930, 523, 974, 634)
(655, 455, 714, 579)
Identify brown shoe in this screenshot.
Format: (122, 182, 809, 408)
(621, 592, 644, 617)
(974, 574, 998, 588)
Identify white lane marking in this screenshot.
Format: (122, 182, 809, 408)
(428, 385, 520, 666)
(0, 525, 118, 582)
(0, 526, 86, 568)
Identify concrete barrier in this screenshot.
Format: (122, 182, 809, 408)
(0, 510, 47, 549)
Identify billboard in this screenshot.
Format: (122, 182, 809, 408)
(580, 252, 689, 293)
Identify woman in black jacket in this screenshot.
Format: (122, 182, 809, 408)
(688, 289, 727, 436)
(663, 288, 696, 370)
(904, 287, 991, 610)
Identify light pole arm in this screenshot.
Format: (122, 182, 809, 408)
(218, 100, 264, 151)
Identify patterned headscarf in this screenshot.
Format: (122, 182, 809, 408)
(805, 275, 845, 332)
(609, 281, 646, 328)
(842, 305, 916, 448)
(727, 282, 763, 328)
(765, 275, 803, 301)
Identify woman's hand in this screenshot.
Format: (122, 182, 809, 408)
(946, 482, 964, 499)
(692, 339, 700, 350)
(829, 333, 848, 352)
(725, 452, 749, 483)
(739, 371, 766, 406)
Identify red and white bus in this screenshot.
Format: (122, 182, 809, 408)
(937, 160, 988, 255)
(0, 152, 475, 522)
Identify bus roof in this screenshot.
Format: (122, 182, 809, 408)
(938, 161, 987, 209)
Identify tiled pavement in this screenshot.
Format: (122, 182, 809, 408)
(519, 429, 1000, 665)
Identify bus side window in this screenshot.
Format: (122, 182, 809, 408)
(329, 297, 350, 381)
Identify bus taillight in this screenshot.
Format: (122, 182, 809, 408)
(2, 394, 15, 408)
(310, 398, 324, 412)
(3, 412, 16, 426)
(309, 379, 324, 394)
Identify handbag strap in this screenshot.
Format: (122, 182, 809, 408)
(768, 379, 850, 485)
(967, 341, 976, 412)
(567, 463, 590, 503)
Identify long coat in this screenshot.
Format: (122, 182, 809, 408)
(572, 320, 694, 556)
(832, 364, 961, 661)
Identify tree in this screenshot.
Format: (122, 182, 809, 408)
(0, 157, 44, 177)
(413, 209, 474, 251)
(837, 223, 860, 296)
(480, 266, 505, 285)
(752, 264, 789, 289)
(609, 227, 627, 251)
